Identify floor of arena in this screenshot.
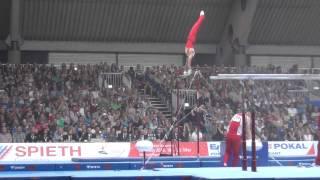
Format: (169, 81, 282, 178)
(0, 166, 319, 180)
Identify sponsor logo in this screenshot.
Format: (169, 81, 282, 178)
(10, 166, 26, 170)
(0, 145, 13, 160)
(15, 146, 81, 157)
(208, 143, 221, 157)
(162, 164, 173, 168)
(209, 143, 219, 150)
(98, 146, 108, 155)
(269, 142, 316, 156)
(86, 165, 101, 169)
(270, 143, 308, 150)
(209, 152, 220, 156)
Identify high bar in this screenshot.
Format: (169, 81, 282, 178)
(209, 74, 320, 80)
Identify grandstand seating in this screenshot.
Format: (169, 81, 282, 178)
(0, 63, 319, 143)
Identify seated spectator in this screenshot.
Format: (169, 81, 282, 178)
(117, 127, 129, 142)
(53, 127, 64, 142)
(303, 126, 314, 141)
(63, 127, 78, 142)
(106, 127, 118, 142)
(39, 128, 53, 142)
(12, 126, 26, 143)
(25, 128, 39, 142)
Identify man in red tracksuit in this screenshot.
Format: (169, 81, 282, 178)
(223, 113, 252, 167)
(316, 114, 320, 165)
(184, 10, 205, 76)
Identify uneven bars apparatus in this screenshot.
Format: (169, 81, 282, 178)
(209, 73, 320, 172)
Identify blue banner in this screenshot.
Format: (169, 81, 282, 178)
(220, 141, 269, 167)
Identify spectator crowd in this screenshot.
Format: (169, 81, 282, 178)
(0, 63, 319, 143)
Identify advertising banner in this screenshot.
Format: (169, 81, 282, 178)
(1, 141, 317, 163)
(0, 143, 131, 161)
(207, 142, 221, 157)
(268, 141, 317, 157)
(129, 141, 209, 157)
(245, 142, 269, 166)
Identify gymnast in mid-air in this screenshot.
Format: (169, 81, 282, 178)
(184, 10, 205, 76)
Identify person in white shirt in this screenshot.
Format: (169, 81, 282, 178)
(0, 126, 12, 143)
(190, 127, 203, 141)
(303, 127, 313, 141)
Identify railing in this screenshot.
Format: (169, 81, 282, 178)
(122, 64, 152, 73)
(122, 74, 132, 89)
(172, 89, 197, 114)
(287, 89, 309, 98)
(99, 73, 123, 89)
(143, 73, 172, 114)
(297, 68, 320, 74)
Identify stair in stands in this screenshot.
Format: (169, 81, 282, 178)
(138, 89, 172, 120)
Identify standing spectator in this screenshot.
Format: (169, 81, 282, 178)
(256, 119, 265, 136)
(191, 105, 206, 133)
(179, 123, 189, 141)
(204, 116, 214, 141)
(260, 128, 268, 141)
(128, 67, 135, 80)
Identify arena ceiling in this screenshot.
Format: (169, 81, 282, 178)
(20, 0, 232, 44)
(1, 0, 320, 46)
(0, 0, 10, 41)
(249, 0, 320, 45)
